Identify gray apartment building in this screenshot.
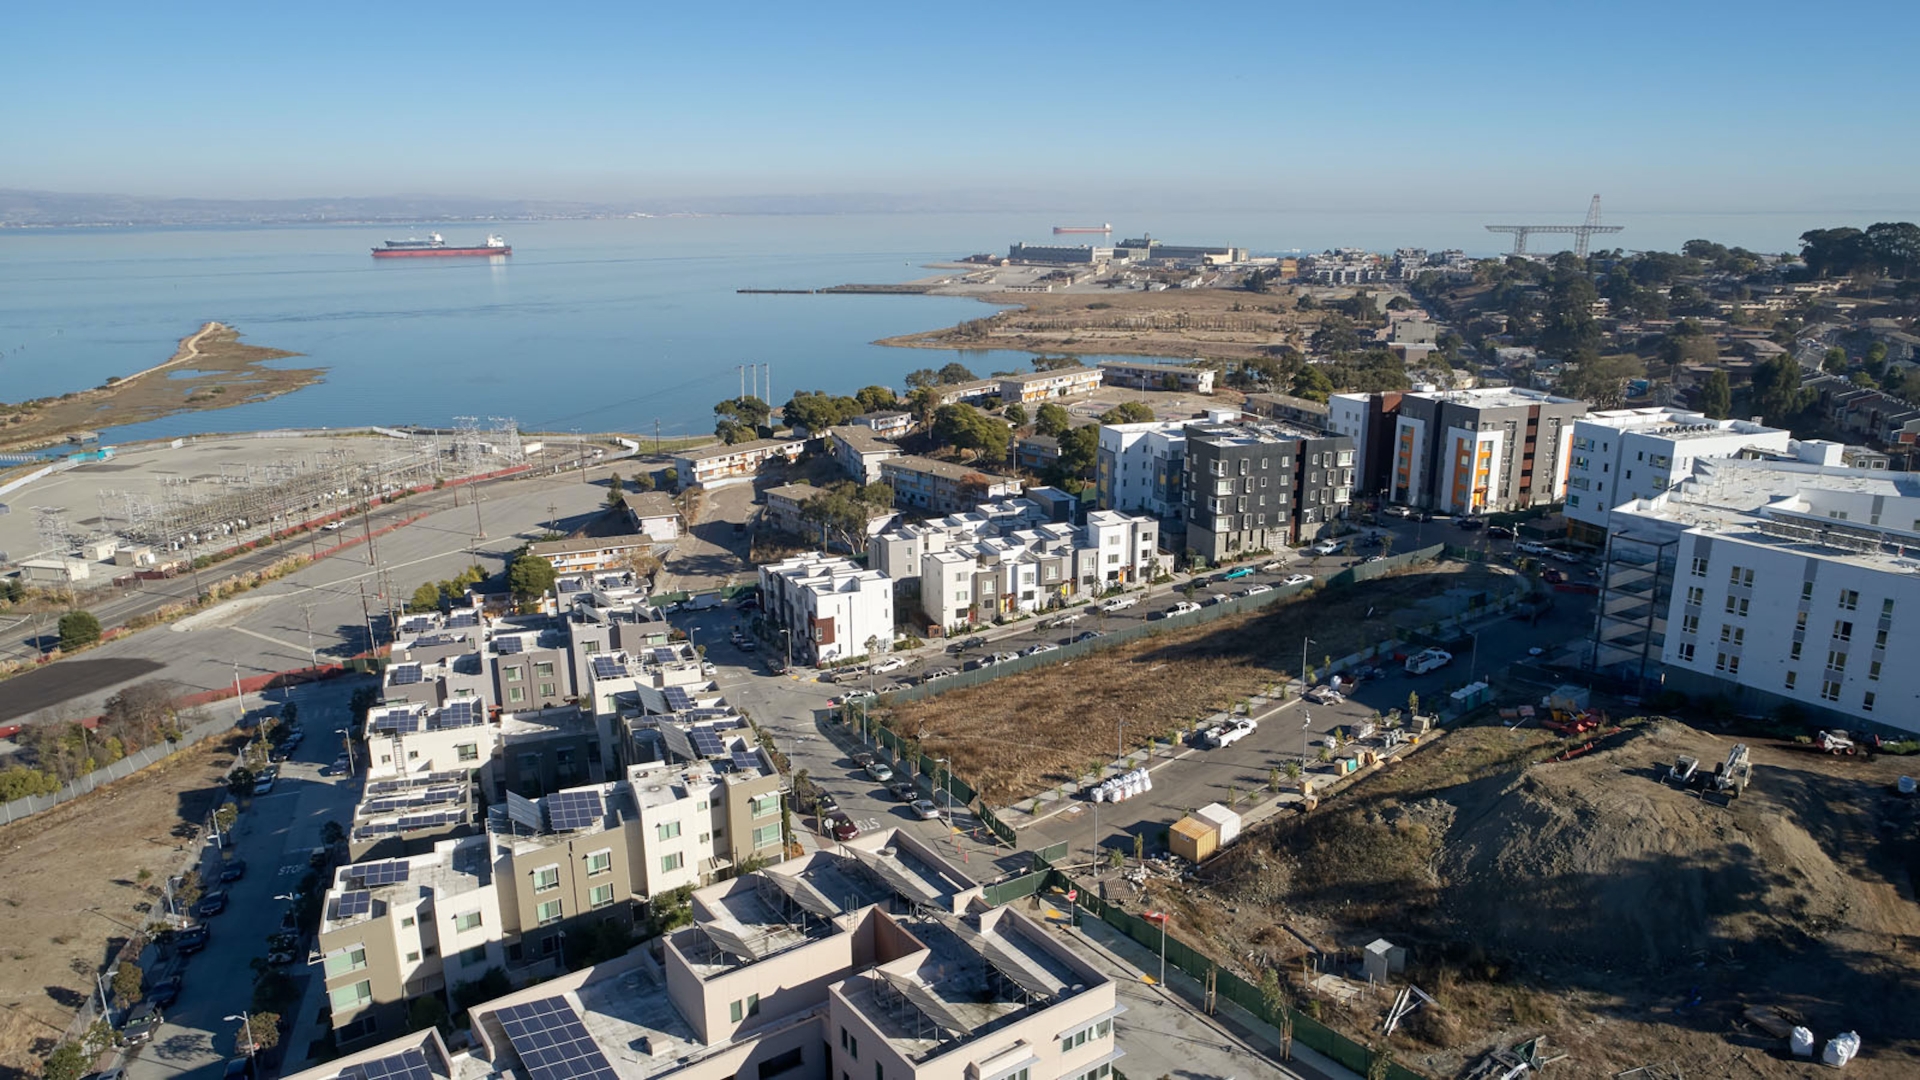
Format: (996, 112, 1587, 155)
(1386, 388, 1587, 513)
(1182, 421, 1354, 563)
(879, 455, 1022, 516)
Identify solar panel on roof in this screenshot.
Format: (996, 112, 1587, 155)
(430, 699, 481, 730)
(546, 790, 604, 832)
(397, 809, 464, 831)
(589, 655, 623, 681)
(878, 969, 971, 1036)
(659, 725, 696, 763)
(495, 636, 524, 655)
(333, 890, 372, 919)
(663, 686, 695, 710)
(340, 1046, 435, 1080)
(370, 708, 422, 735)
(730, 748, 762, 773)
(352, 859, 411, 887)
(447, 611, 478, 627)
(689, 728, 727, 757)
(505, 791, 544, 834)
(494, 997, 619, 1080)
(390, 665, 423, 686)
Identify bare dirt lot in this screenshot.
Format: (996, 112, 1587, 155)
(890, 563, 1516, 804)
(0, 734, 239, 1078)
(1149, 721, 1920, 1079)
(877, 286, 1317, 362)
(0, 324, 318, 451)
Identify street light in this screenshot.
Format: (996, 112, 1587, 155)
(934, 756, 953, 843)
(225, 1011, 256, 1059)
(1301, 635, 1316, 693)
(336, 728, 355, 774)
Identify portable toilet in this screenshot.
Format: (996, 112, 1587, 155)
(1194, 803, 1242, 846)
(1364, 938, 1408, 983)
(1169, 816, 1218, 863)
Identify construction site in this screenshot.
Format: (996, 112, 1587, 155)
(0, 420, 531, 579)
(1130, 717, 1920, 1078)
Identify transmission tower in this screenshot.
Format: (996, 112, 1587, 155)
(1485, 194, 1624, 257)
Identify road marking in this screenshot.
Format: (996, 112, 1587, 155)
(277, 864, 307, 876)
(228, 625, 313, 655)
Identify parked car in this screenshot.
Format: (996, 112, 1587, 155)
(218, 859, 247, 883)
(1223, 566, 1255, 580)
(921, 666, 956, 680)
(1405, 648, 1453, 675)
(911, 798, 941, 820)
(1383, 505, 1415, 519)
(887, 780, 918, 802)
(196, 891, 229, 917)
(870, 656, 908, 674)
(266, 949, 297, 966)
(810, 790, 840, 815)
(252, 776, 275, 796)
(825, 811, 860, 841)
(1023, 643, 1059, 656)
(1046, 612, 1085, 628)
(175, 925, 210, 954)
(1283, 573, 1314, 587)
(121, 1002, 163, 1046)
(1072, 630, 1106, 643)
(875, 681, 907, 694)
(1163, 601, 1201, 617)
(329, 756, 350, 775)
(320, 522, 343, 532)
(1200, 593, 1228, 606)
(865, 761, 895, 783)
(1259, 560, 1290, 573)
(1486, 525, 1515, 539)
(737, 639, 756, 652)
(1241, 583, 1273, 596)
(851, 752, 875, 770)
(1364, 554, 1385, 563)
(146, 976, 183, 1009)
(1096, 595, 1139, 612)
(1307, 686, 1345, 705)
(960, 635, 988, 650)
(1311, 539, 1341, 555)
(1457, 517, 1485, 530)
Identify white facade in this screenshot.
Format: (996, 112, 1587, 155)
(1609, 459, 1920, 732)
(898, 507, 1162, 630)
(1096, 420, 1188, 517)
(758, 553, 894, 664)
(1328, 393, 1371, 483)
(1566, 409, 1792, 538)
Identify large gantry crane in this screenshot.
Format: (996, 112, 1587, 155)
(1486, 194, 1624, 257)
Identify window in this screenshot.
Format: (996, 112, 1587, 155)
(505, 667, 523, 682)
(875, 1065, 883, 1080)
(400, 916, 416, 929)
(533, 866, 560, 893)
(660, 852, 684, 874)
(1728, 566, 1753, 588)
(508, 686, 526, 703)
(1883, 598, 1895, 618)
(1784, 671, 1797, 690)
(455, 742, 480, 763)
(752, 823, 782, 849)
(1725, 596, 1748, 617)
(1802, 581, 1815, 602)
(1715, 652, 1739, 674)
(1874, 628, 1888, 649)
(455, 911, 483, 932)
(589, 883, 615, 909)
(535, 661, 554, 678)
(459, 945, 487, 965)
(1790, 640, 1803, 660)
(330, 980, 372, 1011)
(406, 950, 421, 963)
(324, 947, 368, 976)
(1680, 614, 1699, 635)
(1864, 691, 1876, 712)
(656, 821, 682, 841)
(1870, 659, 1882, 681)
(1796, 611, 1808, 631)
(536, 900, 563, 926)
(1821, 678, 1842, 702)
(840, 1027, 858, 1059)
(1685, 587, 1703, 607)
(1834, 620, 1853, 641)
(585, 849, 613, 876)
(1069, 1066, 1113, 1080)
(1676, 642, 1694, 662)
(1840, 589, 1859, 611)
(539, 682, 556, 697)
(1690, 557, 1708, 577)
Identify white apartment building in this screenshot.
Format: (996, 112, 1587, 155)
(1565, 408, 1792, 541)
(292, 829, 1119, 1080)
(908, 510, 1162, 630)
(868, 499, 1055, 581)
(999, 365, 1104, 403)
(758, 553, 894, 664)
(1095, 412, 1240, 518)
(1597, 458, 1920, 732)
(365, 700, 497, 780)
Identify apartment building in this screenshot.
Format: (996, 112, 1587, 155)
(349, 769, 478, 861)
(365, 700, 496, 781)
(869, 501, 1055, 581)
(624, 491, 686, 542)
(321, 734, 784, 1049)
(899, 506, 1161, 630)
(827, 425, 902, 484)
(527, 534, 658, 577)
(998, 365, 1104, 403)
(880, 455, 1023, 516)
(1243, 392, 1330, 428)
(1182, 420, 1354, 563)
(1564, 408, 1791, 542)
(1095, 419, 1192, 519)
(1327, 391, 1404, 497)
(1384, 388, 1588, 513)
(1593, 457, 1920, 732)
(853, 410, 914, 439)
(758, 553, 894, 665)
(932, 379, 1002, 407)
(672, 437, 807, 489)
(1098, 358, 1215, 394)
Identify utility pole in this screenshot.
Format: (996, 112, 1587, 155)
(233, 660, 244, 719)
(361, 496, 377, 567)
(300, 602, 318, 669)
(654, 419, 661, 455)
(473, 490, 486, 540)
(358, 580, 376, 653)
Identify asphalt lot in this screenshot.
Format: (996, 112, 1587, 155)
(123, 679, 363, 1080)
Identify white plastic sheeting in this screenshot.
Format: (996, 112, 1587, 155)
(1090, 768, 1153, 803)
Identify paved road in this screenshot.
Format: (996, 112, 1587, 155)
(6, 465, 629, 725)
(122, 679, 364, 1080)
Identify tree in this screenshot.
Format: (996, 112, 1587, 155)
(1031, 356, 1082, 371)
(1538, 271, 1601, 356)
(507, 555, 557, 601)
(1003, 402, 1028, 428)
(854, 385, 897, 412)
(931, 404, 1010, 461)
(1290, 366, 1335, 403)
(713, 396, 771, 443)
(1698, 368, 1732, 420)
(1049, 425, 1099, 484)
(937, 362, 977, 384)
(42, 1042, 90, 1080)
(58, 610, 101, 651)
(1557, 353, 1646, 409)
(235, 1012, 281, 1053)
(1823, 347, 1848, 374)
(782, 390, 862, 433)
(799, 482, 894, 554)
(1034, 402, 1072, 438)
(1099, 401, 1155, 424)
(409, 583, 443, 612)
(408, 994, 449, 1033)
(113, 961, 144, 1007)
(1751, 353, 1813, 426)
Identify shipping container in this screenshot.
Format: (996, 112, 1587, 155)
(1169, 816, 1218, 863)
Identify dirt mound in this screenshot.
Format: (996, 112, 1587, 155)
(1199, 720, 1920, 1077)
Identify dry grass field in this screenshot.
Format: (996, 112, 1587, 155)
(878, 286, 1321, 362)
(889, 563, 1511, 804)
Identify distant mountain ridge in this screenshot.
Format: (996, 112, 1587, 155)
(0, 188, 1083, 226)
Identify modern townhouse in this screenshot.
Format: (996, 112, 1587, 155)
(758, 553, 895, 665)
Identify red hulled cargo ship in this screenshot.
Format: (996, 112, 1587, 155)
(371, 233, 511, 258)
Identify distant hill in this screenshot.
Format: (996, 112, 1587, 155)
(0, 187, 1076, 227)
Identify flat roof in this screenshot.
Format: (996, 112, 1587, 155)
(1406, 386, 1585, 409)
(883, 454, 1020, 484)
(675, 437, 805, 462)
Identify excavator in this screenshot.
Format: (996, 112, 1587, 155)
(1712, 744, 1753, 798)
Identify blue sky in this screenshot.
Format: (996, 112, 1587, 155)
(6, 0, 1918, 212)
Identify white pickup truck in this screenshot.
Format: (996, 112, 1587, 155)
(1206, 718, 1258, 749)
(1404, 648, 1453, 675)
(1097, 595, 1140, 613)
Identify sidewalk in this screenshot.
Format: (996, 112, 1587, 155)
(1028, 897, 1362, 1080)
